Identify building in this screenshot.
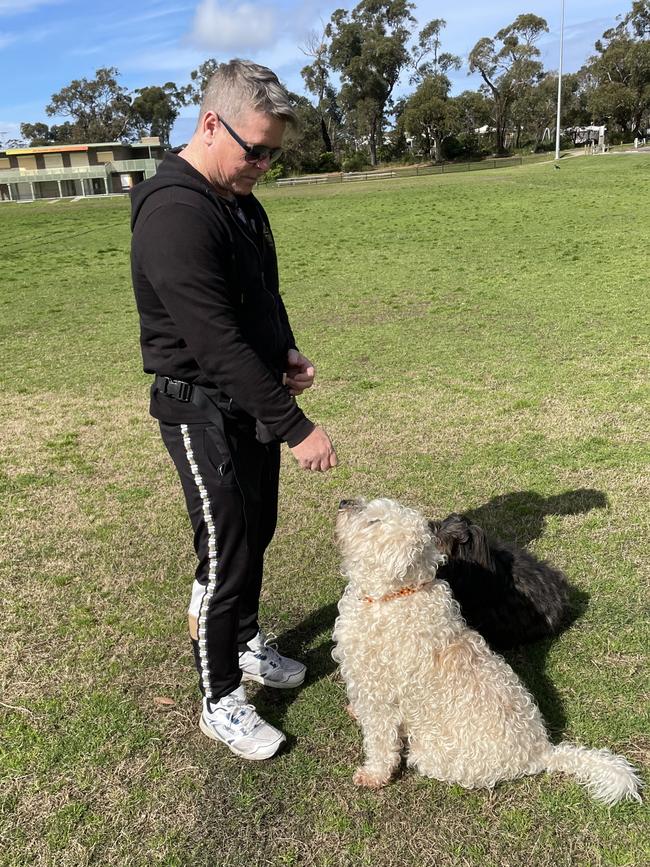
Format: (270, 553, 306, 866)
(0, 137, 165, 202)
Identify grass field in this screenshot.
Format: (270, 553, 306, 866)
(1, 155, 649, 867)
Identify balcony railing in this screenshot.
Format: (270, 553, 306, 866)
(0, 158, 160, 184)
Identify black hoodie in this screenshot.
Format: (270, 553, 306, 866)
(130, 153, 314, 446)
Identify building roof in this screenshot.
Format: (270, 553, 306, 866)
(1, 138, 161, 157)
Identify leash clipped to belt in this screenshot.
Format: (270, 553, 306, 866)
(153, 375, 277, 443)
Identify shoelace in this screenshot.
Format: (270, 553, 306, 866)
(218, 697, 261, 736)
(257, 630, 281, 665)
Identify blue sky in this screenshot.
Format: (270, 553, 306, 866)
(0, 0, 632, 147)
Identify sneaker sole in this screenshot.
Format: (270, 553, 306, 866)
(240, 670, 306, 688)
(199, 716, 285, 760)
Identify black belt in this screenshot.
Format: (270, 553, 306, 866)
(153, 375, 276, 443)
(154, 375, 232, 411)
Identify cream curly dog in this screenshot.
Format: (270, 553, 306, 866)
(333, 497, 642, 804)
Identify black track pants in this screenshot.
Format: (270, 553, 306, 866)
(159, 418, 280, 702)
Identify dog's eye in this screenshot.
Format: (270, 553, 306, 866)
(366, 519, 380, 525)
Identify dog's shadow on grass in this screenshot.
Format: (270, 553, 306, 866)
(502, 579, 591, 737)
(456, 486, 604, 737)
(463, 487, 608, 548)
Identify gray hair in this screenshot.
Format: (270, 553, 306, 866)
(200, 59, 297, 125)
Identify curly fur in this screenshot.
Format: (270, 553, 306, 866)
(429, 513, 571, 648)
(333, 498, 642, 803)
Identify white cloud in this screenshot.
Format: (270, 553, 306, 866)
(189, 0, 276, 51)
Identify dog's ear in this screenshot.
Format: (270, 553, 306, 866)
(432, 515, 494, 570)
(430, 514, 470, 555)
(461, 522, 494, 571)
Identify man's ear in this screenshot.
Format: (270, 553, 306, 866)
(201, 111, 219, 143)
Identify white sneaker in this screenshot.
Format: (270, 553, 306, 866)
(199, 685, 286, 760)
(239, 630, 306, 689)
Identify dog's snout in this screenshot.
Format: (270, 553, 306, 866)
(339, 499, 359, 511)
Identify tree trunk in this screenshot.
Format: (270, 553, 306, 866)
(320, 117, 332, 152)
(423, 126, 432, 160)
(369, 116, 378, 166)
(432, 132, 442, 163)
(496, 117, 507, 155)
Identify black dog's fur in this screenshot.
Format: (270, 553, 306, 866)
(429, 514, 571, 649)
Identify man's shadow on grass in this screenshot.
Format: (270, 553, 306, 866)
(262, 487, 607, 747)
(255, 601, 340, 744)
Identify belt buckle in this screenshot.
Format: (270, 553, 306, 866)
(162, 377, 193, 402)
(176, 380, 193, 402)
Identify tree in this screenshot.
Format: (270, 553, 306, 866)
(398, 19, 462, 163)
(326, 0, 417, 165)
(625, 0, 650, 36)
(281, 93, 330, 173)
(187, 59, 219, 105)
(132, 83, 189, 148)
(468, 14, 549, 154)
(509, 72, 587, 150)
(301, 27, 341, 153)
(45, 67, 136, 142)
(399, 73, 457, 161)
(410, 18, 461, 84)
(582, 0, 650, 137)
(19, 122, 52, 146)
(20, 121, 81, 146)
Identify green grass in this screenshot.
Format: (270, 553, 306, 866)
(1, 156, 649, 867)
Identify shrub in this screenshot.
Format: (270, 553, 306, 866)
(342, 152, 368, 172)
(261, 163, 285, 183)
(318, 152, 340, 172)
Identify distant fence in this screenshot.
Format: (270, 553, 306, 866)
(271, 155, 550, 188)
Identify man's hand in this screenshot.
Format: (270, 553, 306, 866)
(290, 426, 337, 472)
(285, 349, 315, 396)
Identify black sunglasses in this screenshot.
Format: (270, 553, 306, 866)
(218, 115, 283, 165)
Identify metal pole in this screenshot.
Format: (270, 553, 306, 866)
(555, 0, 565, 161)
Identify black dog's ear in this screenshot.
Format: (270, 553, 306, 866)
(430, 514, 470, 554)
(432, 514, 494, 571)
(463, 522, 495, 571)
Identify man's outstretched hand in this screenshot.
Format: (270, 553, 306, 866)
(290, 426, 337, 472)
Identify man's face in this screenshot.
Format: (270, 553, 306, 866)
(208, 109, 286, 196)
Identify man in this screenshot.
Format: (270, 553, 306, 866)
(130, 60, 337, 760)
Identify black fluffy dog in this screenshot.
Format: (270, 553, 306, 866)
(429, 514, 571, 649)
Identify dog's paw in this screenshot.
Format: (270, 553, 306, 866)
(353, 766, 389, 789)
(346, 704, 359, 722)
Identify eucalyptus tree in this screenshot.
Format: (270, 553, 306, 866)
(325, 0, 417, 165)
(131, 83, 190, 148)
(410, 18, 461, 83)
(301, 28, 342, 153)
(399, 18, 461, 162)
(45, 67, 137, 142)
(582, 0, 650, 137)
(468, 14, 549, 154)
(187, 59, 220, 105)
(399, 74, 458, 162)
